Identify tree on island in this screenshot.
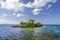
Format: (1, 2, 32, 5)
(20, 19, 42, 27)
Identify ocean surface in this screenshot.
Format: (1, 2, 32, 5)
(0, 24, 60, 40)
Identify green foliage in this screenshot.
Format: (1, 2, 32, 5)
(34, 22, 42, 27)
(20, 19, 42, 27)
(20, 22, 26, 26)
(28, 19, 35, 25)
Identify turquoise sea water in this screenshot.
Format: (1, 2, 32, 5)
(0, 24, 60, 40)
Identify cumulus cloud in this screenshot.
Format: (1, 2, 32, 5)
(47, 4, 52, 9)
(33, 8, 43, 15)
(26, 0, 57, 8)
(0, 0, 57, 15)
(12, 13, 16, 16)
(0, 0, 25, 12)
(26, 0, 57, 15)
(16, 13, 25, 17)
(0, 19, 18, 24)
(12, 13, 25, 17)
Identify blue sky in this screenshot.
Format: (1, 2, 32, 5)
(0, 0, 60, 24)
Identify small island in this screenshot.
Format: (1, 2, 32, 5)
(12, 19, 43, 28)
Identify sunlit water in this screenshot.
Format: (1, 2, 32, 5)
(0, 24, 60, 40)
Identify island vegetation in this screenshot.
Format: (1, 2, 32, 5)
(12, 19, 43, 31)
(12, 19, 42, 28)
(20, 19, 42, 28)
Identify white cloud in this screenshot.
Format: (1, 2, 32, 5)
(26, 0, 57, 8)
(33, 8, 43, 15)
(2, 13, 8, 18)
(26, 0, 57, 15)
(0, 0, 57, 15)
(0, 0, 25, 12)
(12, 13, 16, 16)
(47, 4, 52, 9)
(0, 19, 18, 24)
(12, 13, 25, 17)
(17, 14, 20, 17)
(16, 13, 25, 17)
